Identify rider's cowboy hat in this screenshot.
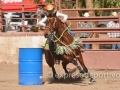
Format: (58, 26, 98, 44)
(46, 4, 54, 11)
(112, 12, 118, 16)
(83, 12, 90, 17)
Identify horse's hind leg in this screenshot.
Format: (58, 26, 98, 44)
(70, 60, 85, 78)
(78, 53, 96, 83)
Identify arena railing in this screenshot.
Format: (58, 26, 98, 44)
(0, 0, 120, 50)
(59, 6, 120, 50)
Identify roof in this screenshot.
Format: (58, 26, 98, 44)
(1, 0, 45, 12)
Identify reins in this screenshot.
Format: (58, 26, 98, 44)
(53, 21, 71, 42)
(52, 20, 79, 58)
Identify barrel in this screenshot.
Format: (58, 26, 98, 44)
(18, 48, 43, 86)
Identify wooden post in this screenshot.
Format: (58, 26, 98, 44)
(0, 0, 2, 32)
(22, 0, 25, 32)
(91, 33, 99, 49)
(118, 12, 120, 26)
(76, 0, 79, 35)
(84, 0, 99, 49)
(59, 0, 61, 12)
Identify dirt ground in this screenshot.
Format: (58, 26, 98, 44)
(0, 62, 120, 90)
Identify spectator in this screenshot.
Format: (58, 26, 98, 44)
(31, 2, 46, 23)
(78, 12, 94, 49)
(2, 13, 6, 32)
(30, 2, 46, 32)
(107, 12, 120, 50)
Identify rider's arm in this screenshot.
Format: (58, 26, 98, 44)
(38, 16, 47, 27)
(56, 12, 68, 20)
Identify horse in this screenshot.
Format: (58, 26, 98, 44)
(43, 13, 95, 84)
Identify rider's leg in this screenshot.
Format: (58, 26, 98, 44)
(67, 29, 75, 37)
(79, 44, 86, 52)
(48, 33, 55, 51)
(49, 40, 54, 51)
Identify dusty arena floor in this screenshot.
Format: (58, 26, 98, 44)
(0, 62, 120, 90)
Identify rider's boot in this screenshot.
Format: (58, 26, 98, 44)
(80, 44, 86, 52)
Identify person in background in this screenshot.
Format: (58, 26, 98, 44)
(30, 2, 46, 32)
(78, 12, 94, 49)
(107, 12, 120, 50)
(2, 13, 6, 32)
(30, 2, 46, 24)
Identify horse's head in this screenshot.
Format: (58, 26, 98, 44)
(43, 12, 58, 38)
(45, 12, 61, 32)
(44, 12, 66, 39)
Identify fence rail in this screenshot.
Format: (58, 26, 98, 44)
(0, 0, 120, 48)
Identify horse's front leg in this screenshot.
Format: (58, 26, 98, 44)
(70, 59, 85, 78)
(44, 50, 58, 80)
(52, 66, 58, 80)
(62, 61, 69, 74)
(77, 53, 96, 84)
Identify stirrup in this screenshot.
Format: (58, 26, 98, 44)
(80, 48, 86, 52)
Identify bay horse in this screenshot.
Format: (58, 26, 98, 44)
(44, 13, 95, 84)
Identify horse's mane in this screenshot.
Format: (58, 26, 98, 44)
(54, 17, 67, 30)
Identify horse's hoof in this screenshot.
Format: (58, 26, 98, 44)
(89, 78, 96, 84)
(53, 74, 59, 80)
(81, 73, 85, 78)
(88, 82, 93, 85)
(54, 77, 59, 80)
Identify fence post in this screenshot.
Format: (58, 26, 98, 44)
(0, 0, 2, 32)
(118, 12, 120, 27)
(22, 0, 25, 32)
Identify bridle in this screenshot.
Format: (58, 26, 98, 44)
(45, 17, 57, 32)
(45, 17, 72, 43)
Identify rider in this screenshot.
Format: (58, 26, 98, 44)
(39, 4, 75, 36)
(39, 4, 75, 51)
(39, 4, 85, 51)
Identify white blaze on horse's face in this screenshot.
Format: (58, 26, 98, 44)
(46, 17, 56, 31)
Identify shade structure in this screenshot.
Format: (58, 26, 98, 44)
(1, 0, 45, 12)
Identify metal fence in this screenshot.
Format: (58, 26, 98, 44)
(0, 0, 120, 68)
(0, 0, 120, 49)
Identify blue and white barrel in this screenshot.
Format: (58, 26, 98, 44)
(18, 48, 43, 86)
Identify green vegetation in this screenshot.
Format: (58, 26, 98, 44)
(93, 0, 120, 16)
(32, 0, 120, 16)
